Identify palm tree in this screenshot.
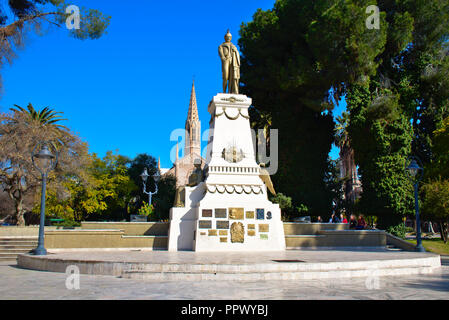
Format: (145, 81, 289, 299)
(10, 103, 68, 131)
(1, 104, 69, 225)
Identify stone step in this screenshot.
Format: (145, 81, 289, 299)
(0, 257, 18, 262)
(0, 248, 33, 253)
(386, 244, 403, 251)
(121, 256, 438, 274)
(0, 244, 36, 249)
(0, 237, 38, 243)
(0, 241, 37, 249)
(0, 252, 25, 258)
(121, 265, 437, 281)
(0, 236, 38, 239)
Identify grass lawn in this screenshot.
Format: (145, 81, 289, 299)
(407, 238, 449, 255)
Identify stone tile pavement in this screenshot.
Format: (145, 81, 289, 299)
(0, 256, 448, 300)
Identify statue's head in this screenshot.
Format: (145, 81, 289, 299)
(224, 29, 232, 42)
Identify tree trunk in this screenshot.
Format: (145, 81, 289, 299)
(14, 198, 26, 226)
(439, 221, 448, 244)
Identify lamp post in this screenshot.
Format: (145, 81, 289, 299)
(31, 142, 58, 256)
(405, 156, 425, 252)
(140, 167, 161, 220)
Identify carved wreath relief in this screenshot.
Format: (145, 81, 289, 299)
(222, 143, 244, 163)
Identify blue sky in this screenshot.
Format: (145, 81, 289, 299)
(0, 0, 344, 168)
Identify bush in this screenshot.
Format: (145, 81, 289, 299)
(137, 201, 156, 221)
(53, 220, 81, 228)
(270, 193, 293, 218)
(387, 223, 407, 239)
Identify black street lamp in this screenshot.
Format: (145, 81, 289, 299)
(405, 156, 425, 252)
(140, 167, 161, 220)
(31, 142, 58, 255)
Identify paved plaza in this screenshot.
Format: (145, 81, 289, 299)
(1, 254, 448, 300)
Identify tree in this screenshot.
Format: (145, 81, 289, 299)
(42, 151, 138, 222)
(335, 111, 359, 213)
(427, 116, 449, 180)
(127, 153, 158, 210)
(345, 0, 449, 229)
(152, 175, 176, 221)
(270, 193, 293, 219)
(0, 104, 89, 225)
(238, 0, 387, 215)
(0, 0, 110, 91)
(421, 178, 449, 243)
(347, 83, 415, 228)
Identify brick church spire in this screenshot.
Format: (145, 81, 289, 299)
(185, 80, 201, 156)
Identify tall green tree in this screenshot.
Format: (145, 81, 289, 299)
(347, 83, 414, 228)
(346, 0, 449, 228)
(238, 0, 386, 215)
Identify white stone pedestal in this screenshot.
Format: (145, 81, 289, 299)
(168, 93, 285, 252)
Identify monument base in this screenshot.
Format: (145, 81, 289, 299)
(168, 93, 285, 252)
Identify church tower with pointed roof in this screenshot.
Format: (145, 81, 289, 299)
(161, 80, 205, 188)
(185, 80, 201, 157)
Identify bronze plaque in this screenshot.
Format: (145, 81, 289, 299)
(259, 224, 269, 233)
(246, 211, 255, 219)
(199, 220, 212, 229)
(248, 230, 256, 237)
(215, 208, 227, 218)
(208, 230, 217, 236)
(216, 221, 229, 229)
(220, 237, 228, 243)
(200, 232, 206, 236)
(219, 230, 228, 236)
(202, 209, 212, 217)
(248, 224, 255, 230)
(231, 222, 244, 243)
(229, 208, 244, 220)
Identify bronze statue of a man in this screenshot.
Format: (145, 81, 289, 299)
(218, 30, 240, 94)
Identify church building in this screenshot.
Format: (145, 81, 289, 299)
(160, 81, 206, 187)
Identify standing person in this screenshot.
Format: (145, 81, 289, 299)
(349, 215, 357, 229)
(340, 214, 348, 223)
(356, 215, 367, 230)
(329, 214, 334, 223)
